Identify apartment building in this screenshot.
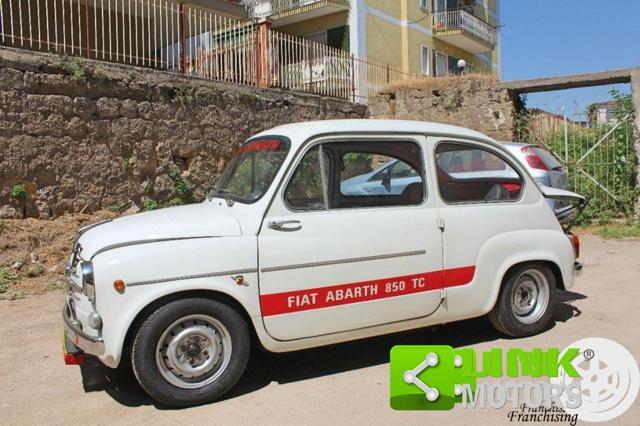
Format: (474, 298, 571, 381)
(246, 0, 500, 76)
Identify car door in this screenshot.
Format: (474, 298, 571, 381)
(433, 139, 529, 293)
(258, 135, 444, 341)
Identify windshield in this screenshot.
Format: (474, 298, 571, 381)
(211, 138, 289, 204)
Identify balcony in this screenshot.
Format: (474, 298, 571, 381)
(247, 0, 350, 26)
(432, 8, 497, 54)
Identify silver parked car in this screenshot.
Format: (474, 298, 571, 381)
(501, 142, 569, 209)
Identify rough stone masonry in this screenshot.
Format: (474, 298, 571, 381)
(0, 48, 365, 218)
(368, 76, 519, 141)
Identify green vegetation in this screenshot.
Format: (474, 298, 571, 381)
(60, 57, 91, 80)
(519, 88, 637, 224)
(144, 177, 155, 195)
(25, 263, 45, 278)
(142, 171, 194, 211)
(444, 89, 464, 112)
(0, 268, 17, 294)
(9, 183, 27, 200)
(598, 225, 640, 239)
(143, 199, 162, 211)
(166, 85, 196, 104)
(170, 170, 193, 204)
(237, 91, 260, 104)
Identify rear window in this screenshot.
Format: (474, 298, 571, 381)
(436, 142, 523, 203)
(531, 147, 562, 170)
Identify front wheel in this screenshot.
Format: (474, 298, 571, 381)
(131, 298, 250, 407)
(488, 263, 557, 337)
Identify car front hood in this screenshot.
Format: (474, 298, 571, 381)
(77, 203, 242, 259)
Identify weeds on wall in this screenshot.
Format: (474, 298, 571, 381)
(142, 171, 194, 211)
(9, 184, 27, 200)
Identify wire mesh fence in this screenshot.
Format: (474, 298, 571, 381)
(525, 110, 637, 218)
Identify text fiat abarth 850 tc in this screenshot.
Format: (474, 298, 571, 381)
(63, 120, 584, 407)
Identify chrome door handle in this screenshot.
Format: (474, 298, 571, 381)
(268, 220, 302, 232)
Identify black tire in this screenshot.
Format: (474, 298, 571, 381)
(488, 263, 557, 337)
(131, 298, 250, 407)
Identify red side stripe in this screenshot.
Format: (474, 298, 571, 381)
(260, 266, 475, 317)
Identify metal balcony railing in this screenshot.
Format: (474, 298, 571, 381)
(432, 8, 497, 46)
(0, 0, 416, 103)
(247, 0, 343, 19)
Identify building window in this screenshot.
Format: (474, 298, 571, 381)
(420, 0, 430, 11)
(421, 46, 430, 76)
(433, 50, 447, 76)
(327, 26, 350, 51)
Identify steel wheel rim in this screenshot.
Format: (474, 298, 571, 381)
(510, 269, 549, 324)
(155, 314, 232, 389)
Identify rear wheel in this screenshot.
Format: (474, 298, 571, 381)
(131, 298, 250, 407)
(488, 263, 557, 337)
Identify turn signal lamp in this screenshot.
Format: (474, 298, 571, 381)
(113, 279, 126, 294)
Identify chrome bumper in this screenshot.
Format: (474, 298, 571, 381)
(63, 303, 104, 356)
(573, 261, 583, 276)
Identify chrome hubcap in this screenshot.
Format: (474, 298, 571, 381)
(156, 314, 232, 389)
(511, 269, 549, 324)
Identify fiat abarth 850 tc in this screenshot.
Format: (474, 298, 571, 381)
(63, 120, 584, 407)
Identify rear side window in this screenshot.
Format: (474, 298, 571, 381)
(436, 143, 523, 203)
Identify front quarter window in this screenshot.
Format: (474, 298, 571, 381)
(211, 138, 289, 203)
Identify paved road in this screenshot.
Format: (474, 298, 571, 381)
(1, 233, 638, 425)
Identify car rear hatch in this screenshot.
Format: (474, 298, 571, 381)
(538, 185, 588, 231)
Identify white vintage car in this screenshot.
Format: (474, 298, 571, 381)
(63, 120, 584, 407)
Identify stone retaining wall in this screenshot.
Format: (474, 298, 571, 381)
(369, 76, 518, 141)
(0, 48, 365, 218)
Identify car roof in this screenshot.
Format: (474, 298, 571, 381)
(499, 141, 529, 147)
(251, 119, 497, 150)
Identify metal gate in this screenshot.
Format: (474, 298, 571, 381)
(524, 111, 637, 215)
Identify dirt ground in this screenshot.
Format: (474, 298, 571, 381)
(0, 211, 117, 298)
(0, 233, 638, 425)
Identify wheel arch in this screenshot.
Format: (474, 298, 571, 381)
(500, 259, 566, 291)
(121, 289, 258, 366)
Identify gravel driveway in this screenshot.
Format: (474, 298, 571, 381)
(1, 233, 638, 425)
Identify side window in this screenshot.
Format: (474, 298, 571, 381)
(284, 140, 426, 211)
(337, 141, 425, 208)
(284, 146, 330, 210)
(435, 142, 522, 203)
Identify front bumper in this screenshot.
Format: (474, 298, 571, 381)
(63, 302, 104, 356)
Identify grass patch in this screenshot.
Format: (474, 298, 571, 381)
(598, 226, 640, 239)
(0, 268, 17, 294)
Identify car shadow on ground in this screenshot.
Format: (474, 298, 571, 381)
(79, 289, 586, 409)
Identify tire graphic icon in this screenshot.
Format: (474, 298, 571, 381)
(551, 337, 639, 422)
